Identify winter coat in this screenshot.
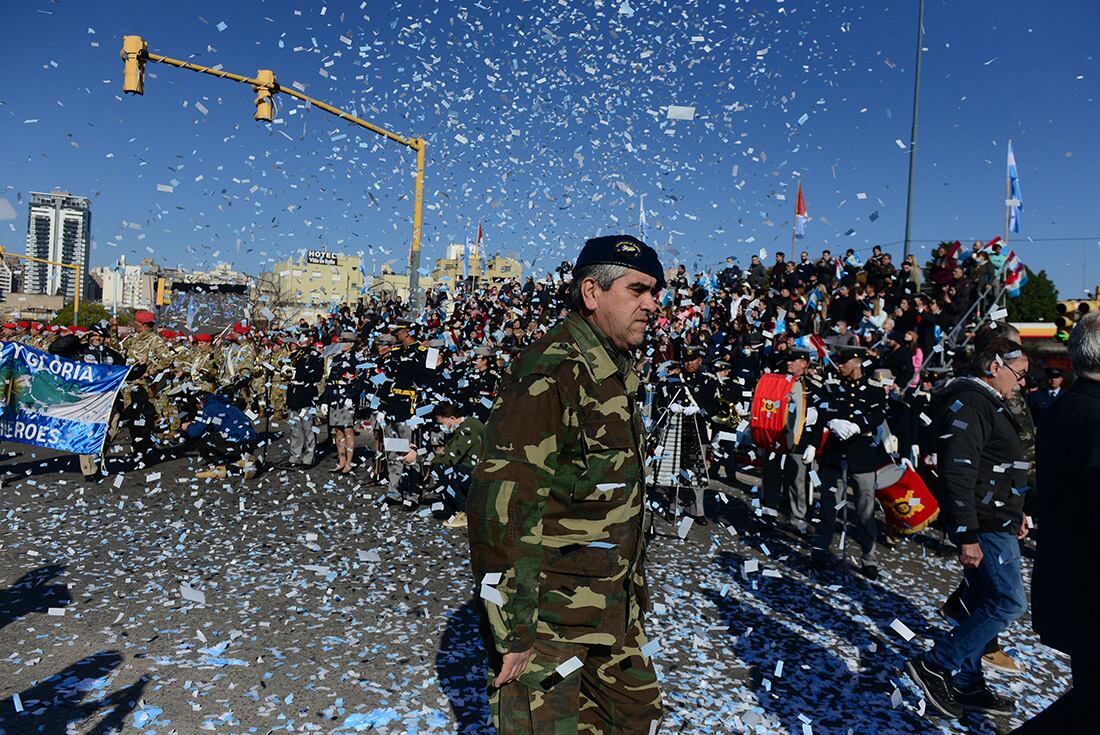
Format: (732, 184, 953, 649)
(1032, 377, 1100, 657)
(932, 378, 1027, 544)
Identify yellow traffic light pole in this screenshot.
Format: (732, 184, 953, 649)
(0, 246, 81, 326)
(120, 35, 428, 306)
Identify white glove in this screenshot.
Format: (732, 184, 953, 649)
(827, 419, 860, 440)
(670, 404, 684, 414)
(802, 445, 816, 465)
(911, 445, 921, 466)
(682, 405, 700, 416)
(901, 457, 915, 472)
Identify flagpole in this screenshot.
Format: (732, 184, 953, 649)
(1004, 141, 1011, 251)
(902, 0, 925, 263)
(791, 178, 800, 260)
(790, 207, 797, 260)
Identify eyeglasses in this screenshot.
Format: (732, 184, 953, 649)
(1002, 363, 1027, 382)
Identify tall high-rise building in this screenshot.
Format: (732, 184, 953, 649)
(23, 189, 92, 300)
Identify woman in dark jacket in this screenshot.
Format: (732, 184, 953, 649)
(907, 338, 1030, 720)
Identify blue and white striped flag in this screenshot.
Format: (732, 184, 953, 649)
(1007, 140, 1022, 234)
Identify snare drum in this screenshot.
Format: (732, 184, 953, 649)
(875, 466, 941, 534)
(750, 372, 807, 452)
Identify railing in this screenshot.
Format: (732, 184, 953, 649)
(926, 261, 1013, 367)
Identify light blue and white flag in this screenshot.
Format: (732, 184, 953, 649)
(1007, 140, 1022, 233)
(0, 342, 130, 455)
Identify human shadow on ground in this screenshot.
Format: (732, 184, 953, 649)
(709, 549, 1005, 734)
(0, 650, 149, 734)
(0, 565, 71, 635)
(435, 598, 493, 733)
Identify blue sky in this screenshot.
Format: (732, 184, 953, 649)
(0, 0, 1097, 296)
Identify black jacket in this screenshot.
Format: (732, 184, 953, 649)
(287, 348, 324, 410)
(810, 375, 891, 473)
(884, 345, 915, 389)
(933, 378, 1027, 545)
(1032, 377, 1100, 657)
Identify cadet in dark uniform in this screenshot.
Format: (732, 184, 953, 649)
(807, 345, 894, 579)
(284, 334, 324, 469)
(468, 234, 664, 734)
(463, 345, 501, 422)
(760, 346, 814, 534)
(657, 345, 719, 522)
(380, 322, 434, 501)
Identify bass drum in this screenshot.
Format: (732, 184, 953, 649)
(750, 372, 807, 452)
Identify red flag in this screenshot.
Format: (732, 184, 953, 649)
(476, 222, 484, 247)
(794, 183, 808, 238)
(809, 334, 827, 359)
(946, 240, 962, 259)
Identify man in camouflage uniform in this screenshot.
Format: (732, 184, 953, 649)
(184, 334, 219, 393)
(268, 337, 293, 419)
(120, 310, 175, 457)
(468, 234, 665, 734)
(220, 323, 259, 410)
(28, 323, 50, 350)
(402, 400, 485, 529)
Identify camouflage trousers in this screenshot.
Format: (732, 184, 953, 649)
(489, 615, 662, 735)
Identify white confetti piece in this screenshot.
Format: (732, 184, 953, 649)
(889, 619, 915, 641)
(667, 105, 696, 120)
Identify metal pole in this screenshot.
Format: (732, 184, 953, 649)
(902, 0, 925, 263)
(408, 139, 426, 308)
(1004, 145, 1011, 251)
(791, 181, 798, 261)
(73, 263, 81, 327)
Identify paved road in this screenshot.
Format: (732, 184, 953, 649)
(0, 434, 1069, 734)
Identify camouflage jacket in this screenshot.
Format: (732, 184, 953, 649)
(122, 330, 175, 375)
(186, 348, 219, 393)
(221, 341, 258, 382)
(468, 311, 648, 654)
(431, 416, 485, 468)
(1007, 389, 1037, 488)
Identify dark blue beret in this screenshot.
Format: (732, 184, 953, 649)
(573, 234, 665, 291)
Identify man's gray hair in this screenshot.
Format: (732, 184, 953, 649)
(569, 263, 632, 311)
(1068, 310, 1100, 375)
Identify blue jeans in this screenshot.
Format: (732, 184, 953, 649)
(926, 532, 1027, 689)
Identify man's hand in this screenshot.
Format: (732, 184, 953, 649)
(1017, 516, 1030, 541)
(493, 649, 533, 688)
(401, 449, 417, 465)
(960, 542, 984, 569)
(801, 445, 816, 465)
(827, 419, 860, 440)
